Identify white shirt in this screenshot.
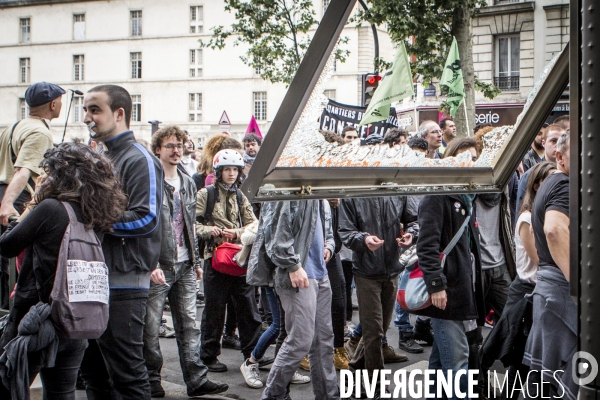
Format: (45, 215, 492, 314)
(165, 176, 190, 262)
(515, 211, 537, 283)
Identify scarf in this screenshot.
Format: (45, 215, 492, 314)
(477, 193, 502, 208)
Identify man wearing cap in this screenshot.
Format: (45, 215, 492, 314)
(0, 81, 64, 308)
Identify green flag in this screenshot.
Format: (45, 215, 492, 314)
(440, 37, 465, 117)
(359, 42, 414, 126)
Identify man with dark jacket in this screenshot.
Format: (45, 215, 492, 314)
(338, 196, 418, 388)
(415, 194, 485, 399)
(143, 126, 228, 397)
(81, 85, 163, 399)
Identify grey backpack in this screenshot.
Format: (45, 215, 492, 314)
(49, 202, 109, 339)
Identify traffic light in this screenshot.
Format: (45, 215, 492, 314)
(362, 73, 381, 107)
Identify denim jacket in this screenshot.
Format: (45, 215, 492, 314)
(246, 200, 334, 289)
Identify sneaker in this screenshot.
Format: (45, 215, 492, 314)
(240, 360, 263, 388)
(299, 355, 310, 371)
(382, 343, 408, 363)
(196, 291, 205, 307)
(256, 356, 275, 367)
(333, 347, 349, 370)
(346, 321, 356, 330)
(188, 380, 229, 397)
(398, 331, 424, 354)
(204, 358, 228, 372)
(290, 371, 311, 384)
(150, 381, 165, 398)
(344, 335, 360, 360)
(222, 334, 241, 350)
(158, 323, 176, 338)
(414, 320, 434, 345)
(344, 327, 353, 340)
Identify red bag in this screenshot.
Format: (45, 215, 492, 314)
(212, 242, 246, 276)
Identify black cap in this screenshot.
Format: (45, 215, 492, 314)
(24, 82, 66, 107)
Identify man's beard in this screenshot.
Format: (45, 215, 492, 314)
(533, 140, 544, 151)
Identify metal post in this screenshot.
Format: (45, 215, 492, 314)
(357, 0, 379, 73)
(148, 120, 161, 134)
(579, 0, 600, 396)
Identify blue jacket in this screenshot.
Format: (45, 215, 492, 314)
(102, 131, 164, 289)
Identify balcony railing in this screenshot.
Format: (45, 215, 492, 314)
(494, 0, 521, 4)
(494, 75, 520, 91)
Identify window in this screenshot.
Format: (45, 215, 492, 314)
(189, 49, 203, 77)
(19, 98, 29, 120)
(253, 92, 267, 121)
(131, 52, 142, 79)
(190, 6, 203, 34)
(20, 18, 30, 43)
(19, 58, 30, 83)
(254, 67, 261, 75)
(73, 96, 84, 122)
(73, 55, 84, 81)
(495, 35, 520, 91)
(189, 93, 202, 122)
(323, 0, 331, 15)
(73, 14, 85, 40)
(323, 89, 336, 100)
(131, 10, 142, 36)
(131, 95, 141, 122)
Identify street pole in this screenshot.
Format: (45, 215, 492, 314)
(357, 0, 379, 74)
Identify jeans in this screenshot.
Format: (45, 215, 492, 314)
(326, 254, 347, 348)
(349, 275, 396, 374)
(83, 289, 151, 400)
(263, 276, 339, 400)
(144, 261, 208, 391)
(201, 261, 262, 360)
(252, 287, 280, 361)
(429, 318, 469, 400)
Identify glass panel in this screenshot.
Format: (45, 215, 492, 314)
(498, 37, 508, 76)
(190, 49, 195, 64)
(197, 49, 203, 65)
(190, 6, 196, 21)
(510, 36, 520, 76)
(189, 94, 195, 110)
(197, 93, 202, 110)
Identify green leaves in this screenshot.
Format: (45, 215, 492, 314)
(356, 0, 486, 87)
(200, 0, 349, 86)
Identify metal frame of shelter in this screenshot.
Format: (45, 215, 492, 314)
(242, 0, 569, 202)
(242, 0, 599, 394)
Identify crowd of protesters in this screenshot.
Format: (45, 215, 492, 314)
(0, 81, 575, 400)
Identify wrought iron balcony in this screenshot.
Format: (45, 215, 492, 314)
(494, 75, 520, 91)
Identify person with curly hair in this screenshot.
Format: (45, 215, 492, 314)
(0, 142, 128, 400)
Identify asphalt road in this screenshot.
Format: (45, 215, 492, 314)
(31, 295, 505, 400)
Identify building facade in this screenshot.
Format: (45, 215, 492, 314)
(0, 0, 393, 144)
(399, 0, 569, 129)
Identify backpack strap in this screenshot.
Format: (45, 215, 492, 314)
(236, 189, 243, 227)
(61, 201, 78, 224)
(8, 121, 21, 165)
(440, 215, 471, 269)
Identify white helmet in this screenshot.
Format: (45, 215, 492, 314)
(213, 149, 244, 170)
